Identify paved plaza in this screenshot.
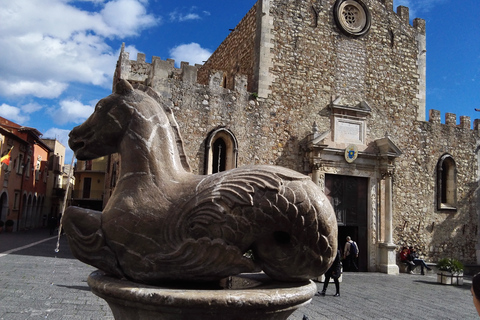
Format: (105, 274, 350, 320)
(0, 228, 478, 319)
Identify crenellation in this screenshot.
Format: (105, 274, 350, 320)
(428, 109, 441, 124)
(413, 18, 426, 35)
(460, 116, 471, 130)
(149, 57, 174, 81)
(115, 51, 253, 97)
(381, 0, 393, 12)
(128, 58, 150, 83)
(180, 63, 198, 84)
(396, 6, 409, 24)
(234, 74, 248, 94)
(208, 71, 225, 93)
(427, 110, 474, 130)
(137, 53, 146, 63)
(445, 113, 456, 127)
(474, 119, 480, 132)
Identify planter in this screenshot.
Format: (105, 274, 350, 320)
(437, 271, 464, 285)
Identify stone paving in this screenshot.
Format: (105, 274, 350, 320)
(0, 228, 478, 319)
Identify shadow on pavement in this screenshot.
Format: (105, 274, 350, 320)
(413, 279, 472, 292)
(0, 229, 76, 260)
(56, 283, 92, 292)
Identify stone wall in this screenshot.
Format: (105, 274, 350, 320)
(197, 4, 257, 92)
(113, 0, 480, 267)
(394, 110, 478, 262)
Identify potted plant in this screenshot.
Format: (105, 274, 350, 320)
(5, 219, 14, 233)
(0, 220, 4, 233)
(437, 258, 464, 285)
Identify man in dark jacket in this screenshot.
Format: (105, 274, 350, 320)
(318, 249, 342, 297)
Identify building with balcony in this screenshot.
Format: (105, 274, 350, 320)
(0, 117, 52, 231)
(42, 139, 74, 225)
(71, 157, 108, 211)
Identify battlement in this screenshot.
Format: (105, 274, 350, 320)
(428, 109, 475, 130)
(381, 0, 425, 34)
(113, 44, 248, 95)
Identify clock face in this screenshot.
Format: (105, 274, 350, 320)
(334, 0, 371, 37)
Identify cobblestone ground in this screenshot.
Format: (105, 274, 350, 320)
(0, 231, 113, 320)
(0, 229, 478, 319)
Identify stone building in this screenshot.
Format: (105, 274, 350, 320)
(71, 157, 108, 211)
(43, 139, 73, 223)
(110, 0, 480, 274)
(0, 117, 52, 231)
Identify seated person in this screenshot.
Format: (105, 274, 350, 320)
(408, 246, 432, 275)
(400, 247, 415, 273)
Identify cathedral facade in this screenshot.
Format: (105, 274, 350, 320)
(110, 0, 480, 273)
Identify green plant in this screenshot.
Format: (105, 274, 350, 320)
(437, 258, 464, 274)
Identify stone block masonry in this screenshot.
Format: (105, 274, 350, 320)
(111, 0, 480, 270)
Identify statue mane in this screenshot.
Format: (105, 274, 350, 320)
(130, 81, 191, 173)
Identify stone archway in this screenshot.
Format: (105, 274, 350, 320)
(205, 128, 238, 174)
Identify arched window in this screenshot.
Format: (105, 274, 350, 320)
(205, 128, 238, 174)
(437, 154, 457, 210)
(212, 138, 227, 173)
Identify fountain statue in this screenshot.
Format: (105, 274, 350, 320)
(63, 79, 337, 319)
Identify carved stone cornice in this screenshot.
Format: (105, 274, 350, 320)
(381, 165, 395, 179)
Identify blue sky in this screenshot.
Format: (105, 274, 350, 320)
(0, 0, 478, 162)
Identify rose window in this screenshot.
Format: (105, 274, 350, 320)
(334, 0, 371, 37)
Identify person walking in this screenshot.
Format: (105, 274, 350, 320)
(343, 236, 359, 271)
(318, 249, 341, 297)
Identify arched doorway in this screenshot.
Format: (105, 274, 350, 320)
(0, 192, 8, 223)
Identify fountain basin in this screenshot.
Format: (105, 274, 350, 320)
(88, 270, 316, 320)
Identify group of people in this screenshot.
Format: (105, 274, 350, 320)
(317, 236, 359, 297)
(314, 239, 480, 316)
(399, 246, 432, 275)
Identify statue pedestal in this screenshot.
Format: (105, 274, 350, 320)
(88, 270, 316, 320)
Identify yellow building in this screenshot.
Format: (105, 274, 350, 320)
(71, 157, 108, 211)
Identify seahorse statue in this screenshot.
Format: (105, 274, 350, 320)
(63, 79, 337, 284)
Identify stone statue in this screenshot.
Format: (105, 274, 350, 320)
(63, 79, 337, 284)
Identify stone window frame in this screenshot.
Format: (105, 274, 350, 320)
(333, 0, 371, 38)
(205, 128, 238, 175)
(436, 154, 457, 211)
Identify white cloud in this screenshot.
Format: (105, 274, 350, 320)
(0, 80, 68, 99)
(101, 0, 158, 37)
(21, 102, 43, 113)
(51, 99, 95, 125)
(0, 0, 158, 99)
(0, 104, 30, 124)
(169, 6, 207, 22)
(42, 127, 71, 147)
(169, 43, 211, 67)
